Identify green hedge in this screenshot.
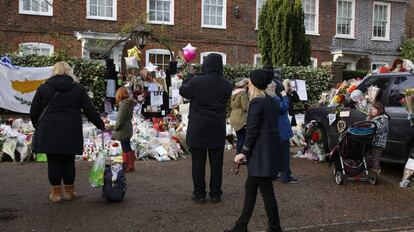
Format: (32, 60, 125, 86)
(343, 70, 368, 81)
(402, 38, 414, 61)
(224, 65, 332, 106)
(2, 54, 106, 111)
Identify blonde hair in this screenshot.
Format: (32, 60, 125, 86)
(248, 79, 265, 100)
(52, 61, 79, 83)
(265, 81, 276, 97)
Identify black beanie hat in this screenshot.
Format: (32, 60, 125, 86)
(250, 69, 272, 90)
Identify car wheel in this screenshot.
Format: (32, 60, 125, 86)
(335, 171, 345, 185)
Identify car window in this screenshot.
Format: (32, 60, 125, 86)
(358, 76, 392, 103)
(388, 76, 414, 106)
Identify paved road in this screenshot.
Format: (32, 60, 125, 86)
(1, 150, 413, 232)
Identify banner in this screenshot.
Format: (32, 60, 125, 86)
(0, 64, 52, 113)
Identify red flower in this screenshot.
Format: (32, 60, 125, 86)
(347, 85, 357, 94)
(311, 132, 320, 142)
(112, 142, 119, 147)
(379, 66, 389, 73)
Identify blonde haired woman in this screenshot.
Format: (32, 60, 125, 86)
(30, 61, 105, 202)
(226, 69, 283, 232)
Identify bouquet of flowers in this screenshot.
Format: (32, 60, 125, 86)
(401, 88, 414, 126)
(367, 85, 380, 103)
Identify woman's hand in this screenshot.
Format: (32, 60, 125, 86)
(234, 154, 247, 164)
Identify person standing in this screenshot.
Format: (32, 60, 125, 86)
(229, 77, 249, 154)
(179, 53, 232, 204)
(226, 69, 284, 232)
(112, 87, 137, 173)
(30, 61, 105, 202)
(283, 79, 300, 126)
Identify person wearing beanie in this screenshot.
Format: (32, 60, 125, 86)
(229, 77, 249, 154)
(226, 69, 283, 232)
(179, 53, 232, 204)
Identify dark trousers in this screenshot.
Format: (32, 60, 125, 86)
(121, 139, 132, 153)
(46, 154, 76, 186)
(281, 140, 292, 182)
(237, 176, 282, 231)
(367, 147, 383, 171)
(235, 127, 246, 154)
(190, 147, 224, 198)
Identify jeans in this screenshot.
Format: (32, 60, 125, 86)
(236, 176, 282, 231)
(236, 127, 246, 154)
(281, 139, 292, 182)
(190, 147, 224, 198)
(121, 139, 132, 153)
(47, 154, 76, 185)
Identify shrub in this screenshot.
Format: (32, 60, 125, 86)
(401, 38, 414, 61)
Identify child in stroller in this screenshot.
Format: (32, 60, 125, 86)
(330, 121, 378, 185)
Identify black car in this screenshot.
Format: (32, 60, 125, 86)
(305, 72, 414, 164)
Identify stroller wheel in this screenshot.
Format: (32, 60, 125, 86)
(335, 171, 345, 185)
(368, 172, 377, 185)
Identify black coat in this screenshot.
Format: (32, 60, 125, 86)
(241, 94, 284, 177)
(179, 53, 232, 149)
(30, 75, 105, 155)
(288, 91, 300, 126)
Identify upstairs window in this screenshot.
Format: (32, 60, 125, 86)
(256, 0, 264, 29)
(372, 2, 391, 41)
(336, 0, 355, 38)
(302, 0, 319, 35)
(87, 0, 117, 21)
(202, 0, 226, 29)
(19, 43, 54, 56)
(19, 0, 53, 16)
(148, 0, 174, 25)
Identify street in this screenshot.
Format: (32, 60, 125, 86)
(1, 151, 413, 232)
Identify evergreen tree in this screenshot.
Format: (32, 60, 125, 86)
(258, 0, 311, 66)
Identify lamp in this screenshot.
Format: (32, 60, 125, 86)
(132, 25, 151, 49)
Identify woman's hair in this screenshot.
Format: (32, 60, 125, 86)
(369, 101, 388, 120)
(115, 87, 130, 106)
(265, 81, 276, 97)
(52, 61, 79, 83)
(248, 79, 265, 99)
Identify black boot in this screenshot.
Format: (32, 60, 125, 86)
(267, 225, 283, 232)
(224, 223, 248, 232)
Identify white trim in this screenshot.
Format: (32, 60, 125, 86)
(302, 0, 319, 35)
(147, 0, 174, 25)
(145, 49, 172, 68)
(19, 42, 54, 56)
(372, 1, 391, 41)
(336, 0, 355, 38)
(371, 61, 388, 70)
(255, 0, 264, 30)
(201, 0, 227, 29)
(254, 54, 262, 66)
(86, 0, 117, 21)
(200, 52, 227, 65)
(310, 57, 318, 68)
(19, 0, 53, 16)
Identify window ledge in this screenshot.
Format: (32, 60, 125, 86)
(306, 32, 320, 36)
(201, 25, 227, 30)
(149, 21, 174, 26)
(19, 11, 53, 17)
(86, 16, 117, 21)
(334, 35, 356, 40)
(371, 38, 391, 42)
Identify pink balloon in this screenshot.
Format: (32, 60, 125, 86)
(183, 49, 196, 62)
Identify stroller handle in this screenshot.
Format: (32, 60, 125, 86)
(351, 121, 377, 130)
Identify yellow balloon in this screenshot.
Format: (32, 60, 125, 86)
(127, 46, 142, 61)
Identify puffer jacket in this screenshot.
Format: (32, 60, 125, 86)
(229, 89, 249, 132)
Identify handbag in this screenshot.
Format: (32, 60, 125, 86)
(31, 91, 59, 153)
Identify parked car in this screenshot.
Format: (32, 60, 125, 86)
(305, 72, 414, 164)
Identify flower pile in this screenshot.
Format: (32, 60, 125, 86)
(401, 88, 414, 126)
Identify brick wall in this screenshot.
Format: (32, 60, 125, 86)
(406, 0, 414, 38)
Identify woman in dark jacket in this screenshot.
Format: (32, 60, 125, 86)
(226, 69, 283, 232)
(30, 61, 105, 203)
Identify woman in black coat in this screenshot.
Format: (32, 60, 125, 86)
(30, 61, 105, 203)
(226, 69, 283, 232)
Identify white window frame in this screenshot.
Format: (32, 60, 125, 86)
(19, 42, 54, 56)
(310, 57, 318, 68)
(19, 0, 53, 16)
(200, 52, 227, 65)
(335, 0, 356, 39)
(201, 0, 227, 29)
(256, 0, 264, 30)
(145, 49, 172, 69)
(302, 0, 319, 35)
(371, 62, 388, 70)
(372, 1, 391, 41)
(86, 0, 117, 21)
(254, 54, 262, 67)
(147, 0, 174, 25)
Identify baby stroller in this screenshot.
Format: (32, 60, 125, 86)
(329, 121, 377, 185)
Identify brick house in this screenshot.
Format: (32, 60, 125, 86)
(406, 0, 414, 38)
(0, 0, 409, 71)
